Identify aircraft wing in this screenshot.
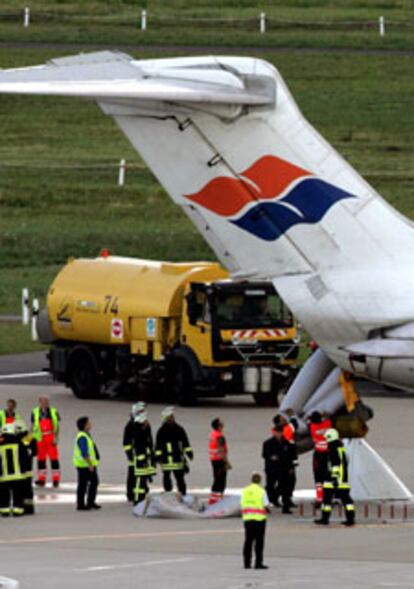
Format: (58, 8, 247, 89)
(0, 50, 274, 106)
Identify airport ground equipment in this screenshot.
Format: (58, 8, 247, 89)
(38, 254, 299, 405)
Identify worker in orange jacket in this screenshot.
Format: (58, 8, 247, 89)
(208, 418, 230, 505)
(308, 411, 332, 506)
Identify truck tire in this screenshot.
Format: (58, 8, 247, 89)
(169, 360, 197, 407)
(67, 347, 101, 399)
(253, 392, 279, 407)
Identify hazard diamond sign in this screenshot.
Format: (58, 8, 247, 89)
(111, 318, 124, 339)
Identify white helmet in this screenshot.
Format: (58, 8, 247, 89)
(161, 406, 175, 421)
(324, 428, 340, 443)
(1, 423, 16, 435)
(134, 412, 148, 424)
(131, 402, 146, 417)
(14, 419, 28, 434)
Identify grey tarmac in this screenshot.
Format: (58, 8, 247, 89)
(0, 382, 413, 589)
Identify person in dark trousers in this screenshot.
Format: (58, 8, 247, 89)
(273, 411, 298, 508)
(0, 422, 26, 517)
(155, 406, 193, 496)
(241, 472, 270, 570)
(73, 416, 101, 511)
(308, 411, 332, 506)
(262, 426, 283, 507)
(15, 419, 36, 515)
(314, 428, 355, 526)
(132, 412, 156, 505)
(123, 402, 146, 502)
(208, 418, 230, 505)
(264, 423, 296, 514)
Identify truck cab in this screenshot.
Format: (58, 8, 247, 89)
(175, 280, 299, 405)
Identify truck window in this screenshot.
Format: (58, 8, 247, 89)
(215, 290, 290, 328)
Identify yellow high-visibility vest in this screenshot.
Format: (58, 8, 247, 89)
(31, 406, 59, 441)
(241, 483, 268, 522)
(73, 432, 99, 468)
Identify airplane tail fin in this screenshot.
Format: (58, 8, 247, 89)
(1, 51, 413, 358)
(0, 50, 410, 279)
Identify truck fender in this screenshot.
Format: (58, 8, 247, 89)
(168, 346, 203, 382)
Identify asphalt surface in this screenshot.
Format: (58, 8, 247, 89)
(0, 379, 413, 589)
(0, 351, 50, 386)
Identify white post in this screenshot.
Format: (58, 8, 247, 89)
(141, 9, 147, 31)
(379, 15, 385, 36)
(31, 298, 39, 342)
(260, 12, 266, 34)
(118, 158, 126, 186)
(22, 288, 30, 325)
(23, 6, 30, 28)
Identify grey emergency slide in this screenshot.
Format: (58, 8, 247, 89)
(280, 348, 345, 423)
(133, 492, 241, 519)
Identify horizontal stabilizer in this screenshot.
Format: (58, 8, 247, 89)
(0, 50, 274, 107)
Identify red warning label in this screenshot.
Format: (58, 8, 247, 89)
(111, 318, 124, 339)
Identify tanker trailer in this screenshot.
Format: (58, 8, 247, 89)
(37, 253, 300, 405)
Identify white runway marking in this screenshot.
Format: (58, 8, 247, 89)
(85, 557, 193, 572)
(35, 482, 315, 503)
(0, 371, 46, 380)
(0, 528, 240, 546)
(0, 577, 20, 589)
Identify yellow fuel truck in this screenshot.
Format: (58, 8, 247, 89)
(38, 254, 300, 405)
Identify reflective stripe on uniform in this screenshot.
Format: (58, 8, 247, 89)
(240, 483, 267, 522)
(0, 443, 25, 481)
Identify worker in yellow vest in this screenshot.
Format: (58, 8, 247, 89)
(0, 399, 21, 429)
(31, 396, 61, 487)
(73, 416, 101, 511)
(240, 472, 271, 570)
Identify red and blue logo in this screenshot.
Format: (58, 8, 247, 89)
(184, 155, 353, 241)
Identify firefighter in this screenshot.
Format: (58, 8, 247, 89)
(0, 422, 26, 517)
(208, 418, 230, 505)
(314, 428, 355, 526)
(123, 402, 146, 502)
(73, 416, 101, 511)
(155, 406, 193, 496)
(0, 399, 21, 429)
(132, 412, 155, 505)
(308, 411, 332, 506)
(241, 472, 270, 570)
(14, 419, 36, 515)
(31, 396, 61, 487)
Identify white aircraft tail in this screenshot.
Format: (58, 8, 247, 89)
(2, 51, 414, 366)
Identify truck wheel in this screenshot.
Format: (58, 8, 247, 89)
(68, 347, 101, 399)
(170, 361, 196, 407)
(253, 393, 279, 407)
